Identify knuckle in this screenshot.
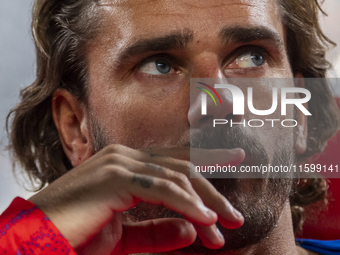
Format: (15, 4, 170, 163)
(101, 153, 120, 165)
(158, 179, 178, 193)
(171, 172, 191, 187)
(103, 144, 117, 154)
(107, 153, 121, 164)
(189, 198, 201, 208)
(99, 165, 125, 182)
(104, 144, 124, 154)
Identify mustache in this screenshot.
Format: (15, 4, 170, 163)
(187, 125, 269, 166)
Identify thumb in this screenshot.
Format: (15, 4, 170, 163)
(121, 218, 197, 254)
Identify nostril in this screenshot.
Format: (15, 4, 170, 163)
(225, 113, 234, 121)
(198, 115, 214, 126)
(199, 114, 235, 126)
(232, 114, 244, 123)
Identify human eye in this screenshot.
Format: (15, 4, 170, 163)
(138, 55, 177, 76)
(226, 49, 266, 69)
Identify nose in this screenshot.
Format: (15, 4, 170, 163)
(188, 55, 242, 128)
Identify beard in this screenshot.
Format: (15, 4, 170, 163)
(90, 116, 295, 253)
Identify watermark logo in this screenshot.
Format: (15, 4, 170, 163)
(198, 83, 311, 116)
(196, 82, 222, 115)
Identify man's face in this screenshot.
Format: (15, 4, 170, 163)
(87, 0, 293, 151)
(84, 0, 302, 252)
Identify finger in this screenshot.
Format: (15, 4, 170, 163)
(152, 156, 244, 227)
(117, 170, 217, 226)
(126, 171, 225, 248)
(192, 179, 244, 229)
(142, 147, 245, 166)
(104, 156, 227, 248)
(139, 158, 243, 247)
(122, 219, 196, 254)
(102, 153, 201, 200)
(192, 223, 225, 249)
(101, 145, 243, 245)
(138, 156, 244, 229)
(101, 144, 245, 167)
(101, 146, 245, 214)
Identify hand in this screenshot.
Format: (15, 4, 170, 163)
(29, 144, 245, 254)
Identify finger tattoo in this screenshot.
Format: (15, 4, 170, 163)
(132, 174, 154, 188)
(145, 163, 163, 171)
(149, 152, 166, 158)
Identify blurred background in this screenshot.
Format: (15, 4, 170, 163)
(1, 0, 340, 213)
(0, 0, 37, 213)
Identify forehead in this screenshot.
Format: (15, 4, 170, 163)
(96, 0, 283, 47)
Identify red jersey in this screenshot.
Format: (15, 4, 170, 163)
(0, 197, 76, 255)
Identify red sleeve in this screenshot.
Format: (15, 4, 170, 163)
(0, 197, 77, 255)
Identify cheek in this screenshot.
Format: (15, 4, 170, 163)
(90, 91, 189, 149)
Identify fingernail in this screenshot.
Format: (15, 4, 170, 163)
(216, 228, 224, 241)
(230, 148, 243, 153)
(233, 208, 243, 220)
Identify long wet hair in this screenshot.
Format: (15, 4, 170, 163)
(6, 0, 339, 234)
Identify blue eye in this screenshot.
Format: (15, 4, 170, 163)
(250, 51, 264, 66)
(227, 50, 265, 69)
(139, 57, 174, 75)
(155, 58, 172, 74)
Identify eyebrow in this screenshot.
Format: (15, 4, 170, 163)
(219, 26, 284, 47)
(116, 29, 194, 64)
(115, 26, 284, 65)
